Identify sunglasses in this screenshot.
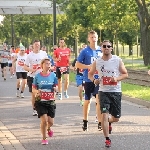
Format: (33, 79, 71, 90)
(102, 45, 112, 48)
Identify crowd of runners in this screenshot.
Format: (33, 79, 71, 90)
(0, 30, 129, 148)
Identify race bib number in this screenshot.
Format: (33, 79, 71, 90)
(2, 56, 8, 58)
(59, 67, 67, 73)
(88, 69, 99, 78)
(79, 69, 83, 74)
(41, 92, 55, 100)
(52, 66, 56, 72)
(18, 61, 24, 66)
(103, 77, 117, 85)
(33, 64, 41, 70)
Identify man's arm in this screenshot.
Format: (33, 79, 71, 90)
(75, 61, 91, 70)
(53, 51, 60, 62)
(88, 61, 96, 82)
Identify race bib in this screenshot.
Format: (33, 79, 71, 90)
(59, 67, 67, 73)
(18, 61, 24, 66)
(79, 69, 83, 74)
(41, 91, 55, 100)
(33, 64, 41, 70)
(103, 77, 117, 85)
(52, 66, 56, 72)
(2, 56, 7, 58)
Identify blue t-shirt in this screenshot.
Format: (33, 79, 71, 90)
(48, 55, 54, 66)
(32, 72, 58, 100)
(77, 46, 102, 82)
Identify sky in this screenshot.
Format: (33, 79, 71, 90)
(0, 15, 4, 23)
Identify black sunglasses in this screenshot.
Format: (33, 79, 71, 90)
(102, 45, 112, 48)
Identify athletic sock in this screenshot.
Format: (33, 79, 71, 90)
(106, 137, 110, 140)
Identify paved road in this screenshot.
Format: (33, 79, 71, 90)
(0, 74, 150, 150)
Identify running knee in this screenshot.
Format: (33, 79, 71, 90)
(112, 118, 119, 122)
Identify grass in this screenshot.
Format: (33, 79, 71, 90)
(122, 82, 150, 101)
(69, 71, 150, 101)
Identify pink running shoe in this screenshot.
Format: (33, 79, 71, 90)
(48, 130, 54, 137)
(41, 139, 48, 145)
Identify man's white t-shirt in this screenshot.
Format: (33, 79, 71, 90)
(16, 53, 27, 72)
(25, 51, 48, 77)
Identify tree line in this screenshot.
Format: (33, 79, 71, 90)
(0, 0, 150, 65)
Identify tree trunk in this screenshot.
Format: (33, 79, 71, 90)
(135, 0, 150, 66)
(129, 44, 133, 56)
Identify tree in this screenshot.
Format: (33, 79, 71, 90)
(135, 0, 150, 65)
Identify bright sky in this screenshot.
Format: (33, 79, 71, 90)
(0, 15, 4, 22)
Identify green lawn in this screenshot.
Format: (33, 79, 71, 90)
(69, 72, 150, 101)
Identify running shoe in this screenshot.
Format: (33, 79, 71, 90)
(58, 93, 62, 100)
(105, 139, 111, 147)
(64, 91, 69, 98)
(33, 110, 38, 116)
(82, 120, 88, 131)
(48, 130, 53, 137)
(10, 76, 12, 79)
(20, 93, 24, 98)
(41, 139, 48, 145)
(16, 90, 20, 97)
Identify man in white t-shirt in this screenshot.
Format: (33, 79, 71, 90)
(24, 40, 48, 116)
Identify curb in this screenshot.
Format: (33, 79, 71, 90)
(122, 95, 150, 108)
(70, 82, 150, 108)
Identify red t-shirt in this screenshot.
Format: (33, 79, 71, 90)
(53, 48, 70, 67)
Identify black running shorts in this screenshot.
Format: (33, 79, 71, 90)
(84, 82, 99, 100)
(56, 66, 69, 79)
(27, 76, 33, 92)
(16, 72, 27, 79)
(34, 101, 56, 118)
(99, 91, 122, 118)
(1, 63, 8, 69)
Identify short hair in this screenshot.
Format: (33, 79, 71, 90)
(11, 45, 14, 48)
(33, 39, 40, 43)
(102, 40, 112, 45)
(88, 30, 97, 36)
(59, 38, 64, 41)
(40, 58, 50, 68)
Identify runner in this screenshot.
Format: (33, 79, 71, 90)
(53, 38, 71, 100)
(8, 46, 16, 78)
(24, 40, 48, 116)
(76, 30, 102, 131)
(32, 58, 57, 145)
(41, 46, 54, 67)
(71, 48, 84, 106)
(89, 40, 128, 147)
(0, 44, 9, 80)
(26, 45, 33, 54)
(13, 46, 27, 98)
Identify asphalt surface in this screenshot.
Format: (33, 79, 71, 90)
(0, 73, 150, 150)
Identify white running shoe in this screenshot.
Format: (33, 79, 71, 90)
(33, 110, 38, 116)
(16, 90, 20, 97)
(20, 93, 24, 98)
(10, 76, 12, 79)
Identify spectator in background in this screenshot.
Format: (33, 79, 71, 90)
(26, 45, 33, 54)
